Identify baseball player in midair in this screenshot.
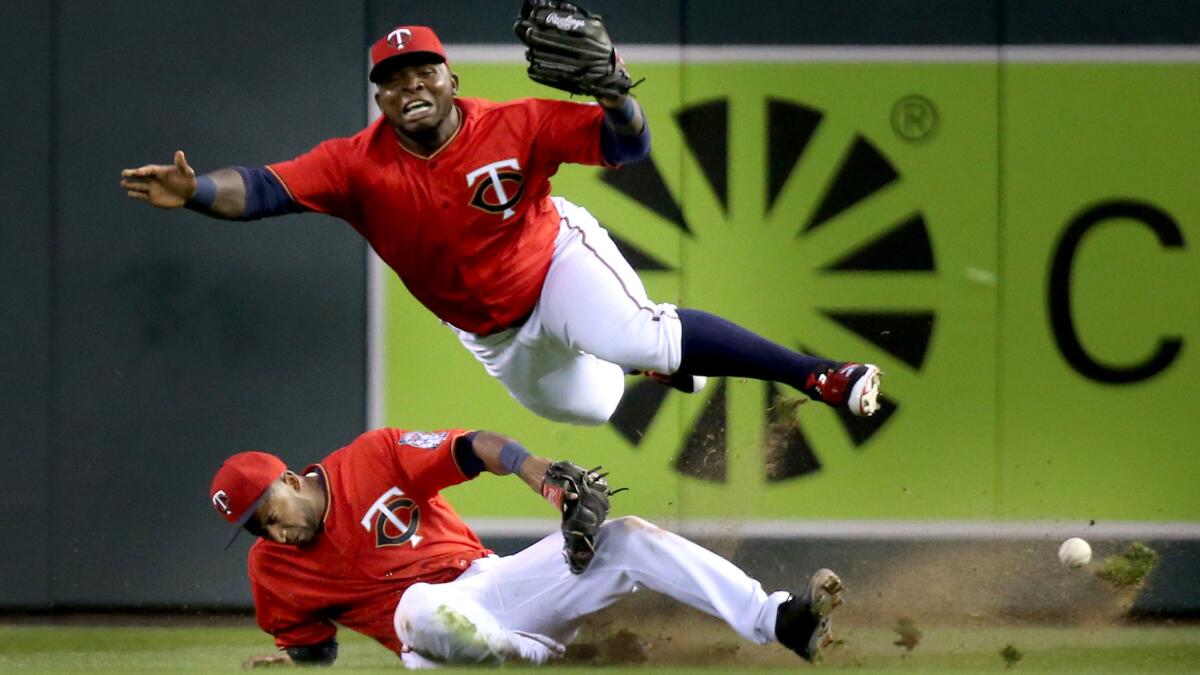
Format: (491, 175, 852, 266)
(211, 426, 844, 667)
(120, 6, 883, 428)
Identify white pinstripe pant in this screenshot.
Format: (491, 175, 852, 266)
(449, 198, 683, 426)
(394, 517, 787, 667)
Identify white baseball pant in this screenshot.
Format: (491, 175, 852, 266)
(393, 516, 789, 667)
(449, 197, 683, 426)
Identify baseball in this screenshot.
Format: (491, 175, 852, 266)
(1058, 537, 1092, 568)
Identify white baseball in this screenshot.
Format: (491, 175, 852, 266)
(1058, 537, 1092, 568)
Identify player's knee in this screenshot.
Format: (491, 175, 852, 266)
(599, 516, 661, 547)
(394, 584, 499, 665)
(522, 399, 614, 426)
(610, 515, 659, 532)
(394, 583, 457, 649)
(566, 389, 622, 426)
(394, 583, 440, 643)
(520, 379, 622, 426)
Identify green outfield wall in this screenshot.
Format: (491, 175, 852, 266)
(382, 60, 1198, 523)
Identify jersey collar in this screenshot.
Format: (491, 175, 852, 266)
(305, 463, 333, 527)
(393, 100, 465, 160)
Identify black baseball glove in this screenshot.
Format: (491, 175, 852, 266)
(513, 0, 635, 98)
(541, 461, 617, 574)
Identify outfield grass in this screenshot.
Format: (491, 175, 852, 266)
(1, 620, 1198, 673)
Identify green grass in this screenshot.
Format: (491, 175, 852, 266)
(0, 621, 1198, 673)
(824, 624, 1200, 673)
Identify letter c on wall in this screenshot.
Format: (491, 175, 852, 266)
(1048, 200, 1184, 384)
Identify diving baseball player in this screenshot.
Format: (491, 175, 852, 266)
(122, 5, 882, 426)
(211, 426, 844, 667)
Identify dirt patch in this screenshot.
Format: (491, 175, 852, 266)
(558, 539, 1161, 667)
(563, 593, 799, 668)
(842, 541, 1145, 627)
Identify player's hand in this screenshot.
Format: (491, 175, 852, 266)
(541, 462, 615, 574)
(241, 652, 295, 668)
(120, 150, 197, 209)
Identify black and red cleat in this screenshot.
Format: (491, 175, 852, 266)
(803, 362, 882, 417)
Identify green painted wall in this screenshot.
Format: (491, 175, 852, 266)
(999, 64, 1199, 520)
(384, 61, 1198, 522)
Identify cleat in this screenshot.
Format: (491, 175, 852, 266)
(775, 568, 845, 662)
(804, 363, 882, 417)
(634, 370, 707, 394)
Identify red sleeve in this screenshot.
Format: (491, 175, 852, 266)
(267, 137, 355, 220)
(528, 98, 607, 168)
(249, 548, 337, 650)
(382, 428, 475, 498)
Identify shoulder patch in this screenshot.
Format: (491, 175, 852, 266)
(398, 431, 449, 449)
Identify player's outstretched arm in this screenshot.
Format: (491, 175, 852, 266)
(467, 431, 552, 494)
(120, 150, 247, 219)
(597, 94, 650, 164)
(465, 431, 614, 574)
(513, 1, 649, 163)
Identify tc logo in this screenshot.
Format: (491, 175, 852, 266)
(467, 158, 525, 220)
(361, 487, 423, 548)
(387, 28, 412, 50)
(602, 96, 936, 482)
(211, 490, 231, 515)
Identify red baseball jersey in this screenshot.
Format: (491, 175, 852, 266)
(247, 427, 491, 655)
(269, 97, 609, 335)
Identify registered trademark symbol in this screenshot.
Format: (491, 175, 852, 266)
(891, 95, 939, 143)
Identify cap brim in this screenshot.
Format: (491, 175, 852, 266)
(368, 51, 446, 83)
(222, 488, 273, 550)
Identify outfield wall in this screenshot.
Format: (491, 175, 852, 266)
(383, 57, 1200, 526)
(0, 1, 1194, 611)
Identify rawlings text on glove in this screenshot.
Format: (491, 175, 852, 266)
(513, 0, 635, 98)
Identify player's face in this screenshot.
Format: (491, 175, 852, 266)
(374, 59, 459, 142)
(251, 478, 321, 546)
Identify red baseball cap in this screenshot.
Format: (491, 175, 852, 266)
(369, 25, 449, 83)
(210, 451, 286, 549)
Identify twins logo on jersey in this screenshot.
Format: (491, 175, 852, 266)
(399, 431, 449, 449)
(361, 486, 423, 548)
(466, 158, 525, 220)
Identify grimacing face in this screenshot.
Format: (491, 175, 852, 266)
(246, 474, 322, 546)
(373, 57, 459, 143)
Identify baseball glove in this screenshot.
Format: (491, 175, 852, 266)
(513, 0, 635, 98)
(541, 461, 617, 574)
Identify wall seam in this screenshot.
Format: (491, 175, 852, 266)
(992, 0, 1007, 522)
(676, 0, 689, 532)
(363, 0, 375, 430)
(45, 0, 60, 608)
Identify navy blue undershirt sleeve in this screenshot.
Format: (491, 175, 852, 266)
(454, 431, 485, 478)
(600, 101, 651, 165)
(233, 166, 304, 221)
